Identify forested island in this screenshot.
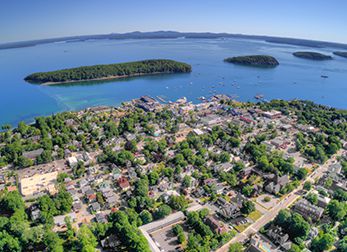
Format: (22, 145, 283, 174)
(224, 55, 279, 67)
(293, 51, 333, 60)
(24, 59, 192, 84)
(333, 51, 347, 58)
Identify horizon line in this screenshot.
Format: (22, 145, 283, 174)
(1, 30, 347, 47)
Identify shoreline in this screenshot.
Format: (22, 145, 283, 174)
(38, 72, 187, 85)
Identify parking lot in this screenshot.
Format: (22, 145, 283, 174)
(151, 225, 181, 252)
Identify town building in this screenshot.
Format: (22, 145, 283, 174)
(205, 216, 227, 234)
(262, 110, 282, 119)
(266, 226, 292, 250)
(218, 202, 242, 220)
(19, 171, 58, 196)
(247, 234, 279, 252)
(294, 199, 324, 221)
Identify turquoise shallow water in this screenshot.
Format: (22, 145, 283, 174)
(0, 38, 347, 126)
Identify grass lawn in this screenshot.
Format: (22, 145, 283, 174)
(234, 223, 250, 233)
(248, 210, 263, 222)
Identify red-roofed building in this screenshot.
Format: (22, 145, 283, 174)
(118, 177, 130, 191)
(205, 216, 227, 235)
(87, 194, 97, 203)
(240, 116, 253, 124)
(7, 186, 17, 192)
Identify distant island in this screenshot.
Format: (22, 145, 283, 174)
(24, 59, 192, 84)
(293, 51, 332, 60)
(224, 55, 279, 67)
(333, 51, 347, 58)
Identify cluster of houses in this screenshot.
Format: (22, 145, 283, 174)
(319, 162, 347, 193)
(4, 94, 343, 252)
(246, 162, 344, 252)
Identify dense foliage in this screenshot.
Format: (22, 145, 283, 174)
(274, 209, 310, 243)
(25, 59, 192, 84)
(224, 55, 279, 67)
(184, 210, 235, 251)
(261, 100, 346, 163)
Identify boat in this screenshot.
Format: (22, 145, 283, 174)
(255, 94, 264, 100)
(197, 96, 206, 101)
(156, 96, 167, 103)
(321, 75, 328, 78)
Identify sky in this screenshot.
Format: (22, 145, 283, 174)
(0, 0, 346, 43)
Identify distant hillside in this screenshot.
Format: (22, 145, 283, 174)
(1, 31, 347, 50)
(266, 37, 347, 49)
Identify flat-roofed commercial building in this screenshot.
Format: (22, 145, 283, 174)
(20, 171, 58, 196)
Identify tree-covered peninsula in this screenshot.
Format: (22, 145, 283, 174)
(24, 59, 192, 84)
(333, 51, 347, 58)
(224, 55, 279, 67)
(293, 51, 332, 60)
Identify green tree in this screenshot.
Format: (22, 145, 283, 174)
(311, 233, 335, 252)
(0, 191, 25, 214)
(303, 181, 312, 191)
(44, 231, 64, 252)
(148, 171, 159, 186)
(337, 236, 347, 252)
(288, 243, 302, 252)
(37, 150, 53, 164)
(296, 168, 308, 180)
(306, 193, 318, 205)
(57, 172, 69, 183)
(0, 231, 21, 252)
(16, 156, 34, 168)
(233, 162, 245, 172)
(111, 211, 151, 252)
(219, 152, 230, 163)
(241, 200, 255, 215)
(77, 224, 98, 252)
(38, 195, 58, 225)
(288, 213, 310, 241)
(182, 175, 192, 188)
(55, 187, 73, 214)
(242, 185, 254, 197)
(73, 161, 86, 178)
(139, 210, 153, 224)
(327, 200, 347, 221)
(169, 195, 188, 211)
(155, 204, 172, 219)
(229, 242, 244, 252)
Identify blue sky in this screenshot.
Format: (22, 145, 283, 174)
(0, 0, 346, 43)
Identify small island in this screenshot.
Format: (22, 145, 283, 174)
(224, 55, 279, 67)
(24, 59, 192, 84)
(333, 51, 347, 58)
(292, 51, 332, 60)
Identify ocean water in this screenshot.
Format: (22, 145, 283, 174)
(0, 38, 347, 126)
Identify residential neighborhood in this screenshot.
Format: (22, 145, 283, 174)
(0, 95, 346, 252)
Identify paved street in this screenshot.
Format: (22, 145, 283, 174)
(216, 150, 342, 252)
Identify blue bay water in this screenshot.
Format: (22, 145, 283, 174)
(0, 38, 347, 126)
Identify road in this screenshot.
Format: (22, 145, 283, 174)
(216, 150, 342, 252)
